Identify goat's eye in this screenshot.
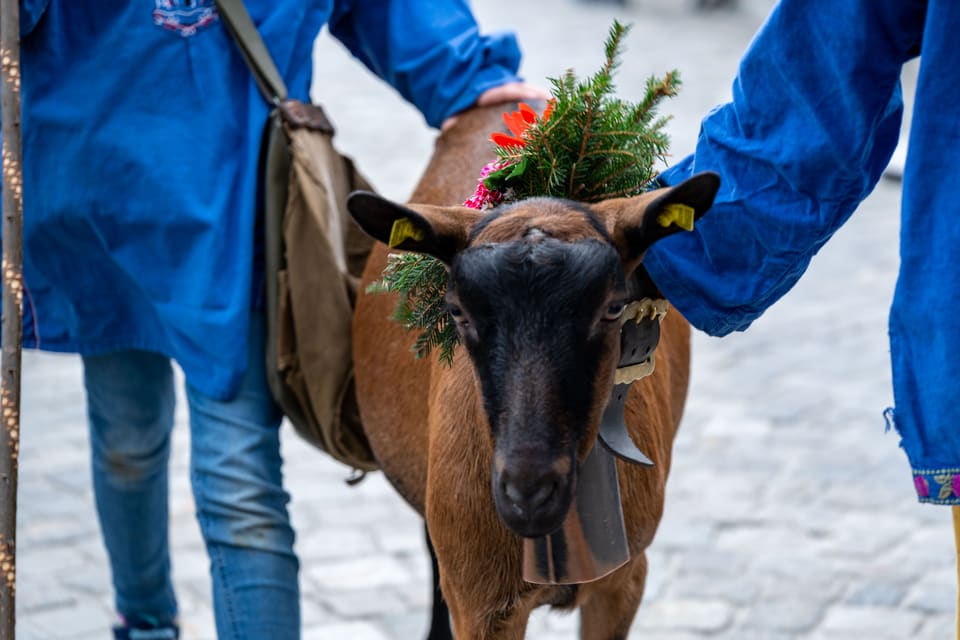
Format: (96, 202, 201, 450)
(447, 304, 464, 319)
(604, 302, 626, 321)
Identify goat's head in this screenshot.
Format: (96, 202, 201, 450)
(348, 172, 719, 538)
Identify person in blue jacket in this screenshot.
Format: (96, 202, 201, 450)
(644, 0, 960, 615)
(18, 2, 543, 639)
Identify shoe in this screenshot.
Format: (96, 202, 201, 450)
(112, 615, 179, 640)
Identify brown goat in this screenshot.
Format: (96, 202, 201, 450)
(348, 105, 719, 639)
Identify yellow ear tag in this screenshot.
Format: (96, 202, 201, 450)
(388, 217, 425, 248)
(656, 204, 696, 232)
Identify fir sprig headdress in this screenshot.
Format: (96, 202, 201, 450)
(370, 21, 680, 364)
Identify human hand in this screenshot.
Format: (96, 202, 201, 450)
(441, 82, 550, 132)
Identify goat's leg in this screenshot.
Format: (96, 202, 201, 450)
(424, 523, 454, 640)
(431, 531, 534, 639)
(578, 552, 648, 640)
(441, 578, 534, 640)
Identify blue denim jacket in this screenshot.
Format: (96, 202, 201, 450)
(645, 0, 960, 503)
(19, 0, 521, 400)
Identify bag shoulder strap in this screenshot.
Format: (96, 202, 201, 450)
(215, 0, 288, 104)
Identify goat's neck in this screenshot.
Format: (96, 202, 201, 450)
(408, 105, 508, 206)
(431, 354, 497, 468)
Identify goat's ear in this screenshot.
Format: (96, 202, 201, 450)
(595, 171, 721, 264)
(346, 191, 482, 264)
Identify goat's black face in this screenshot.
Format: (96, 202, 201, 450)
(447, 236, 625, 538)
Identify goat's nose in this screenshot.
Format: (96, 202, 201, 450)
(500, 468, 560, 514)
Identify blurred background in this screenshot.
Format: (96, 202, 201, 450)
(17, 1, 946, 638)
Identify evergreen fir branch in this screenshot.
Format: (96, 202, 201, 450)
(367, 253, 461, 363)
(632, 72, 682, 125)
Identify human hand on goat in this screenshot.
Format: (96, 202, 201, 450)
(441, 82, 550, 132)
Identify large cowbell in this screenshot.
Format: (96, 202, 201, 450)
(523, 443, 630, 584)
(523, 303, 662, 584)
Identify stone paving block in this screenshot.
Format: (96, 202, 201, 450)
(27, 601, 114, 639)
(58, 562, 111, 597)
(629, 634, 708, 640)
(18, 484, 92, 521)
(751, 549, 860, 585)
(716, 523, 819, 554)
(15, 617, 52, 640)
(321, 587, 409, 618)
(820, 480, 905, 512)
(702, 414, 774, 439)
(15, 575, 76, 614)
(912, 612, 955, 640)
(902, 568, 957, 615)
(168, 517, 205, 552)
(178, 607, 217, 640)
(886, 524, 956, 568)
(819, 512, 911, 559)
(303, 620, 391, 640)
(669, 572, 762, 606)
(740, 598, 826, 634)
(305, 554, 413, 591)
(178, 575, 214, 608)
(71, 536, 109, 566)
(842, 577, 911, 608)
(19, 440, 91, 473)
(525, 605, 579, 638)
(640, 549, 672, 602)
(18, 546, 89, 580)
(374, 523, 426, 555)
(44, 465, 93, 496)
(390, 568, 435, 609)
(295, 526, 378, 561)
(650, 514, 716, 551)
(632, 598, 733, 634)
(677, 547, 750, 577)
(19, 514, 98, 550)
(69, 634, 115, 640)
(818, 604, 924, 639)
(311, 498, 410, 527)
(171, 547, 212, 582)
(753, 498, 841, 540)
(300, 596, 335, 627)
(761, 574, 848, 606)
(396, 551, 431, 584)
(716, 631, 799, 640)
(377, 611, 433, 640)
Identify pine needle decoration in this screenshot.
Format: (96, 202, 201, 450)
(369, 20, 680, 364)
(368, 252, 458, 365)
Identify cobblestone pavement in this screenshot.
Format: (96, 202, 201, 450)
(16, 1, 952, 638)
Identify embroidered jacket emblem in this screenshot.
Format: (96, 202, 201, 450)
(153, 0, 218, 37)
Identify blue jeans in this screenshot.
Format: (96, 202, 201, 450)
(82, 316, 300, 639)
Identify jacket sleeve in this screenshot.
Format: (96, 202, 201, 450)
(643, 0, 924, 337)
(328, 0, 522, 128)
(21, 0, 49, 35)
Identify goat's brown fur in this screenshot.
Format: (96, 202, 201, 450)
(352, 105, 708, 639)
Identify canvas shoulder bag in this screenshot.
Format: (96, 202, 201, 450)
(216, 0, 378, 473)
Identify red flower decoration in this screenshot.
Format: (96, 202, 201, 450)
(542, 99, 556, 123)
(490, 131, 525, 148)
(489, 102, 549, 149)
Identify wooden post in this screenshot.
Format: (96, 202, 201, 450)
(954, 507, 960, 640)
(0, 0, 22, 637)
